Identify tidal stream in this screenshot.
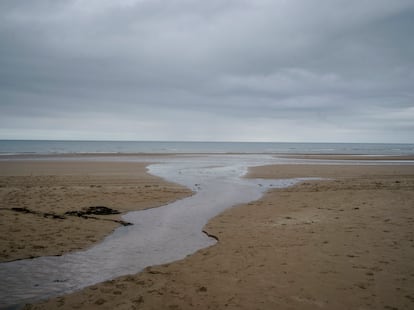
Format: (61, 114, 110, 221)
(0, 155, 311, 309)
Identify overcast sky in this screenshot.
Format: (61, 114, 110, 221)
(1, 0, 413, 142)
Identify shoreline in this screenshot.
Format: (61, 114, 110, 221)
(1, 153, 414, 160)
(20, 159, 414, 310)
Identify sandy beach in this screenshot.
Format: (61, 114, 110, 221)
(16, 159, 413, 310)
(0, 160, 192, 262)
(2, 0, 414, 307)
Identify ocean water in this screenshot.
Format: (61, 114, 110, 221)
(0, 140, 413, 156)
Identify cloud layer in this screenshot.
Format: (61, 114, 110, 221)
(1, 0, 414, 142)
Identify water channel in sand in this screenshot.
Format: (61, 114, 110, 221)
(1, 154, 306, 309)
(5, 153, 408, 309)
(2, 153, 413, 309)
(1, 154, 412, 309)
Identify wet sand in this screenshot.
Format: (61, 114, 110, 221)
(23, 162, 414, 310)
(0, 161, 192, 262)
(277, 154, 414, 161)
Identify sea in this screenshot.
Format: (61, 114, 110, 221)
(0, 140, 413, 156)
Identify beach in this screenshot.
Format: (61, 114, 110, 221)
(12, 157, 413, 310)
(2, 0, 414, 307)
(0, 160, 192, 262)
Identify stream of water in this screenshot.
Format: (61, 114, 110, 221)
(1, 155, 307, 309)
(2, 153, 413, 309)
(2, 154, 413, 309)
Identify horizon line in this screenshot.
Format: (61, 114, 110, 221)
(0, 139, 413, 145)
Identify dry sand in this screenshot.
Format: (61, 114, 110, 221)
(21, 162, 414, 310)
(0, 160, 192, 262)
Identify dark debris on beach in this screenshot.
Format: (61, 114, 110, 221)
(8, 206, 132, 226)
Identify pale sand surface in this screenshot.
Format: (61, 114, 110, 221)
(23, 163, 414, 310)
(278, 154, 414, 161)
(248, 163, 414, 179)
(0, 161, 192, 262)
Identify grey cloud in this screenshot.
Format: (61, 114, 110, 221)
(1, 0, 413, 142)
